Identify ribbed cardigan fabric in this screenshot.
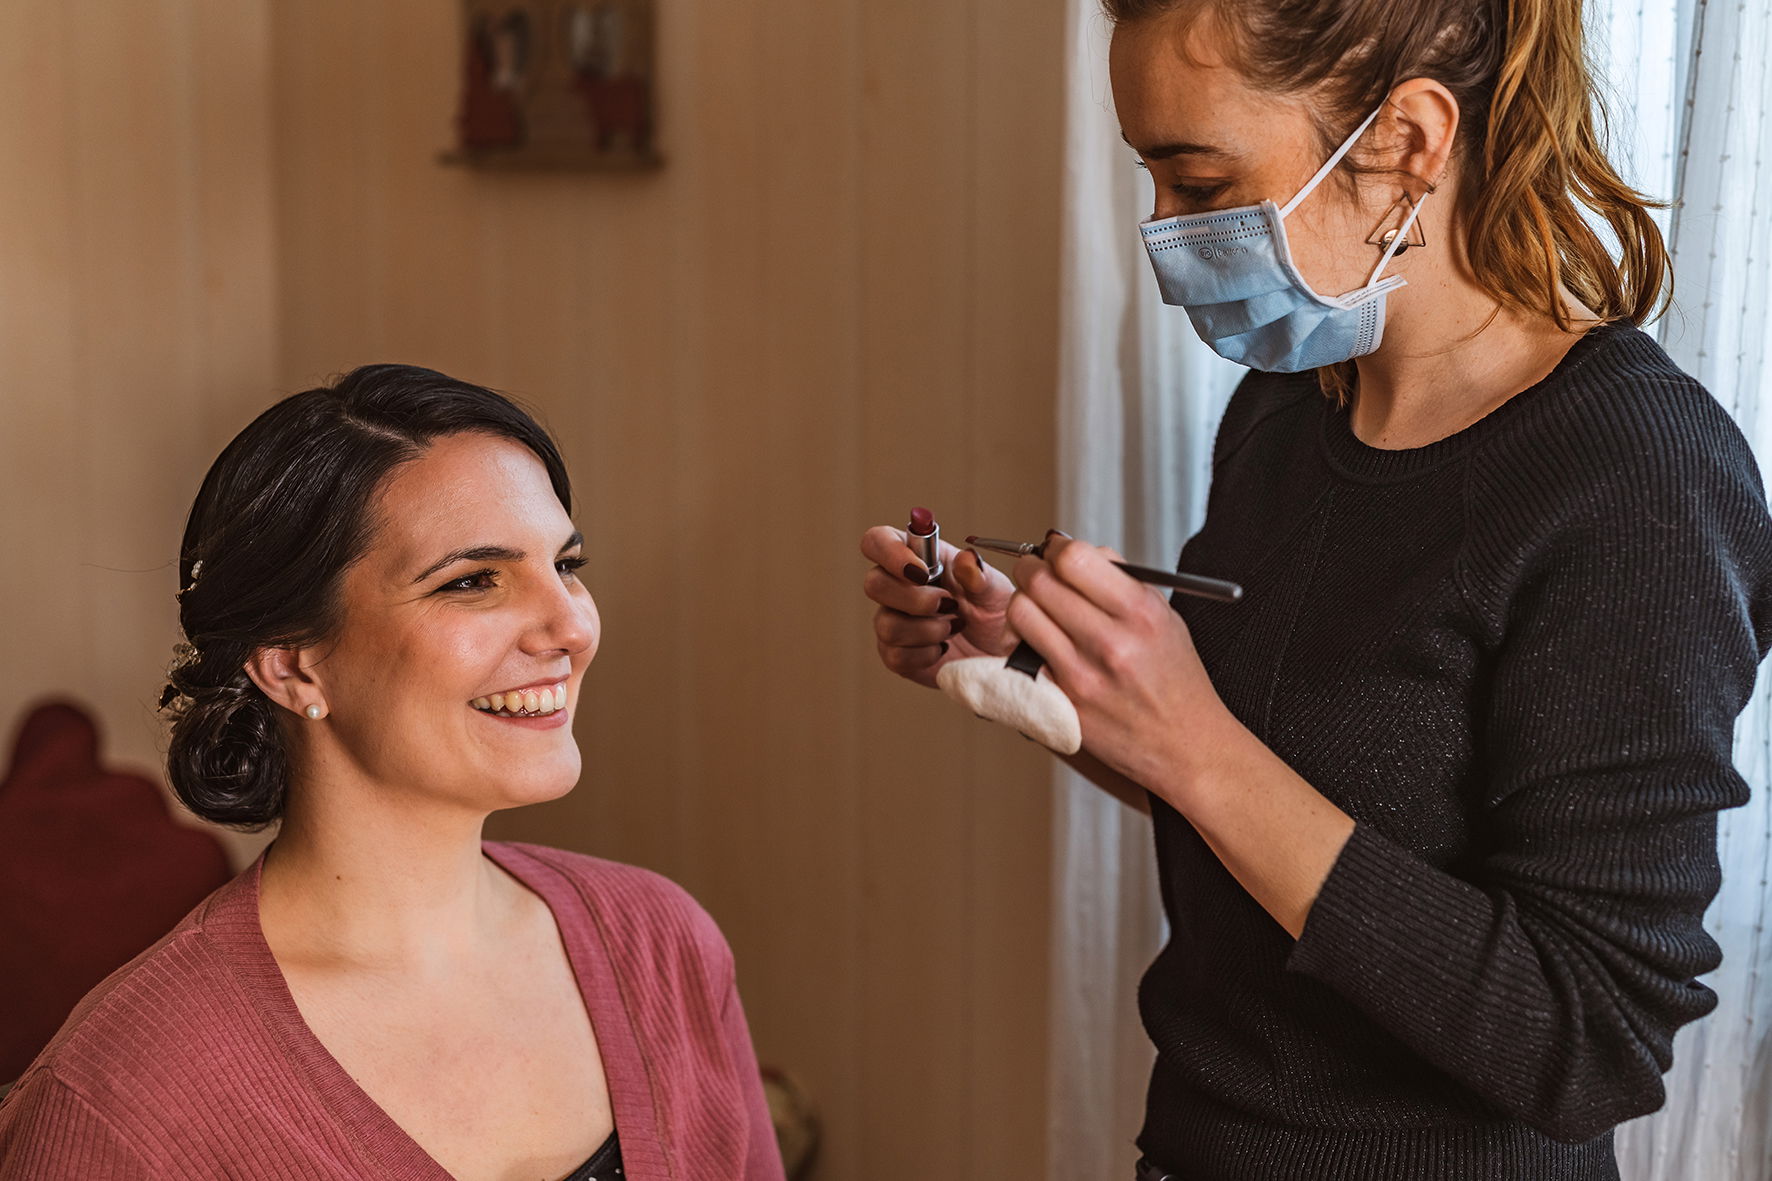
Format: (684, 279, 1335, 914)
(0, 841, 785, 1181)
(1136, 323, 1772, 1179)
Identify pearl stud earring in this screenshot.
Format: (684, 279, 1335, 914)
(305, 704, 324, 720)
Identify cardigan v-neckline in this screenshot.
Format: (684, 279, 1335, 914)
(200, 841, 661, 1181)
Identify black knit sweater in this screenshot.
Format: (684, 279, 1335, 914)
(1137, 323, 1772, 1180)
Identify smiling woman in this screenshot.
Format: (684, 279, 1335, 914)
(154, 365, 589, 829)
(0, 365, 786, 1181)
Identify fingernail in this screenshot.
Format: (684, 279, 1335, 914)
(938, 596, 959, 615)
(949, 616, 966, 635)
(1045, 528, 1073, 541)
(903, 563, 928, 585)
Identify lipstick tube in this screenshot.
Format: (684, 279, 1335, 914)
(906, 506, 944, 584)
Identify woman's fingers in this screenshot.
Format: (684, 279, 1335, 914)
(1010, 547, 1124, 661)
(874, 604, 964, 649)
(859, 524, 965, 588)
(1003, 590, 1082, 682)
(862, 523, 1027, 682)
(1043, 536, 1147, 619)
(876, 640, 948, 688)
(1004, 539, 1181, 700)
(954, 547, 1014, 610)
(863, 564, 956, 617)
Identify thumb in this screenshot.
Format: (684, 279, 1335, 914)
(953, 549, 1012, 611)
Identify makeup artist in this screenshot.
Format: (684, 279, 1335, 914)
(0, 366, 784, 1180)
(860, 1, 1772, 1179)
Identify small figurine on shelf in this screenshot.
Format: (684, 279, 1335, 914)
(446, 0, 661, 170)
(455, 12, 523, 151)
(567, 1, 654, 155)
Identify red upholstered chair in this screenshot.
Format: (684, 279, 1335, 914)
(0, 699, 232, 1082)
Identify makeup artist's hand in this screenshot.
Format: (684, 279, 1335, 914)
(1006, 535, 1236, 795)
(860, 527, 1016, 689)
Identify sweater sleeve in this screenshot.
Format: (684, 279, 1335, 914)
(718, 971, 788, 1181)
(0, 1073, 154, 1180)
(1286, 399, 1772, 1143)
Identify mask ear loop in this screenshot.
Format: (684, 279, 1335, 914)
(1278, 103, 1388, 219)
(1363, 188, 1429, 286)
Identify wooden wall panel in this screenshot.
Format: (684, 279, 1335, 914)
(0, 0, 278, 870)
(963, 1, 1069, 1168)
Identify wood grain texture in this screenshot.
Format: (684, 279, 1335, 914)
(0, 1, 278, 870)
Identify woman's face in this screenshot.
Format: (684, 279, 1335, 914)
(302, 431, 600, 816)
(1109, 12, 1391, 300)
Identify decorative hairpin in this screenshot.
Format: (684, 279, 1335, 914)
(178, 559, 204, 599)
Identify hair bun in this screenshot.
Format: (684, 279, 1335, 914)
(162, 665, 287, 830)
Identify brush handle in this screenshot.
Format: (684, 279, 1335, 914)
(1114, 562, 1243, 603)
(967, 536, 1244, 604)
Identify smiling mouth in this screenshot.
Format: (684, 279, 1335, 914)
(471, 685, 567, 718)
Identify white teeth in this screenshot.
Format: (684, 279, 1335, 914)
(472, 685, 567, 716)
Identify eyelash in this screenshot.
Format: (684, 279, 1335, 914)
(441, 556, 588, 593)
(1133, 160, 1228, 203)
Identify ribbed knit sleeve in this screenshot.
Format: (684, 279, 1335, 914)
(720, 969, 786, 1179)
(1287, 376, 1772, 1143)
(0, 1073, 152, 1179)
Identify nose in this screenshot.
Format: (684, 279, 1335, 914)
(521, 569, 599, 659)
(1149, 189, 1185, 223)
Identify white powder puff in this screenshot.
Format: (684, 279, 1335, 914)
(936, 655, 1083, 755)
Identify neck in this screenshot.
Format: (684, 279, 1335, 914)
(258, 768, 515, 974)
(1346, 228, 1596, 449)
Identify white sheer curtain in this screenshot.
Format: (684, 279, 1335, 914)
(1048, 2, 1772, 1178)
(1596, 1, 1772, 1178)
(1047, 6, 1240, 1176)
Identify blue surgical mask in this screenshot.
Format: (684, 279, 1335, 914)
(1138, 104, 1426, 373)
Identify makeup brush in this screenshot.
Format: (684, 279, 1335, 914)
(966, 536, 1243, 603)
(932, 530, 1240, 755)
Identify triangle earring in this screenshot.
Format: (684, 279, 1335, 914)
(1366, 191, 1428, 255)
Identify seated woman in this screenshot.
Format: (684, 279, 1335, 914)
(0, 364, 785, 1180)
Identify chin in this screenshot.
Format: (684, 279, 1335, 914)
(494, 755, 582, 810)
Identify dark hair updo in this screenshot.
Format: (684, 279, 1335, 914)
(158, 364, 572, 831)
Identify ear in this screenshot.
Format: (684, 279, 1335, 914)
(244, 645, 324, 719)
(1382, 77, 1460, 198)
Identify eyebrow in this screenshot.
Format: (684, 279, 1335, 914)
(1120, 130, 1237, 162)
(411, 529, 585, 584)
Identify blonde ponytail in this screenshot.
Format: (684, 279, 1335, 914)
(1472, 0, 1669, 331)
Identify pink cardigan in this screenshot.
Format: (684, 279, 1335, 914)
(0, 841, 786, 1180)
